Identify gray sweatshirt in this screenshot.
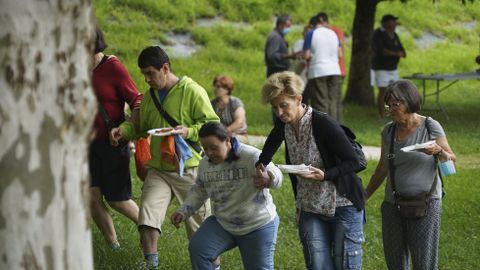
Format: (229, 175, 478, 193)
(176, 143, 282, 235)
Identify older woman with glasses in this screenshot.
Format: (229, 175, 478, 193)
(256, 71, 366, 270)
(366, 79, 456, 270)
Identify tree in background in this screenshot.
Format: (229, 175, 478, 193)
(344, 0, 474, 105)
(0, 0, 95, 269)
(344, 0, 378, 105)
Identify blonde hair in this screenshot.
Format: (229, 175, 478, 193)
(261, 71, 304, 104)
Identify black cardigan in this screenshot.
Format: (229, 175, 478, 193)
(258, 110, 367, 210)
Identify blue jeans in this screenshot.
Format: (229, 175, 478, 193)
(189, 215, 279, 270)
(298, 206, 364, 270)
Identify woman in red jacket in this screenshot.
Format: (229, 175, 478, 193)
(90, 26, 142, 249)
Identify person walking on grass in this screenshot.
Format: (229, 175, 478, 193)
(171, 122, 282, 270)
(257, 71, 366, 270)
(366, 80, 456, 270)
(89, 26, 141, 250)
(110, 46, 220, 269)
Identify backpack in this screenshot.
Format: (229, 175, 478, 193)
(340, 125, 368, 173)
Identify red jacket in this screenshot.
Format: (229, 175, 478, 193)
(92, 56, 142, 141)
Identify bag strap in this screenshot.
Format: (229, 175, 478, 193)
(388, 123, 398, 197)
(424, 117, 444, 193)
(389, 120, 438, 199)
(96, 55, 116, 131)
(98, 105, 115, 131)
(94, 54, 109, 71)
(149, 89, 203, 154)
(424, 116, 440, 197)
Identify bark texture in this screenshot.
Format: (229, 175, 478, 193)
(344, 0, 378, 105)
(0, 0, 95, 269)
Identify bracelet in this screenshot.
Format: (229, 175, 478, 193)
(434, 149, 443, 157)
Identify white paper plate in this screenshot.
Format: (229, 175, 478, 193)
(277, 164, 313, 174)
(147, 128, 176, 137)
(400, 140, 436, 152)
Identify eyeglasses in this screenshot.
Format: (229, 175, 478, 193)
(384, 101, 403, 110)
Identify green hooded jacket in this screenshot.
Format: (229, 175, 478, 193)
(120, 76, 219, 171)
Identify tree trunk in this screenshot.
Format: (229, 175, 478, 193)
(0, 1, 95, 269)
(344, 0, 378, 105)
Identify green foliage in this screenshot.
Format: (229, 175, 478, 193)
(92, 0, 480, 268)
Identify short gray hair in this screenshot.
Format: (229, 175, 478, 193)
(384, 79, 422, 113)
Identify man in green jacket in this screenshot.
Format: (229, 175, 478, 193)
(111, 46, 219, 269)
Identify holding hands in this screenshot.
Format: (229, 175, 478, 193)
(253, 163, 271, 189)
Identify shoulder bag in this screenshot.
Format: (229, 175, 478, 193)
(149, 89, 203, 154)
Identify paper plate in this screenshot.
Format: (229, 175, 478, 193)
(277, 164, 313, 174)
(147, 128, 176, 137)
(400, 140, 436, 152)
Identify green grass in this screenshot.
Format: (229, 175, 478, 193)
(92, 160, 480, 269)
(95, 0, 480, 137)
(92, 0, 480, 269)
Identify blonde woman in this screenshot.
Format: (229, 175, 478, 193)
(257, 71, 366, 270)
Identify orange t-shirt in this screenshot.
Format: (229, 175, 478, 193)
(330, 26, 346, 77)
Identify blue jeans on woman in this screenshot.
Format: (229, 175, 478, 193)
(188, 215, 279, 270)
(298, 206, 364, 270)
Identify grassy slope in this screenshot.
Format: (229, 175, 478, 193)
(92, 0, 480, 269)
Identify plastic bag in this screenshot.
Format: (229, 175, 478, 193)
(135, 137, 151, 181)
(161, 135, 179, 171)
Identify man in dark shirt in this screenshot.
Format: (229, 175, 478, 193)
(371, 14, 406, 118)
(264, 14, 299, 78)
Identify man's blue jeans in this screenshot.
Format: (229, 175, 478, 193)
(189, 215, 279, 270)
(298, 206, 364, 270)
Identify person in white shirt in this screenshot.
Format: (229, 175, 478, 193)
(303, 14, 343, 122)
